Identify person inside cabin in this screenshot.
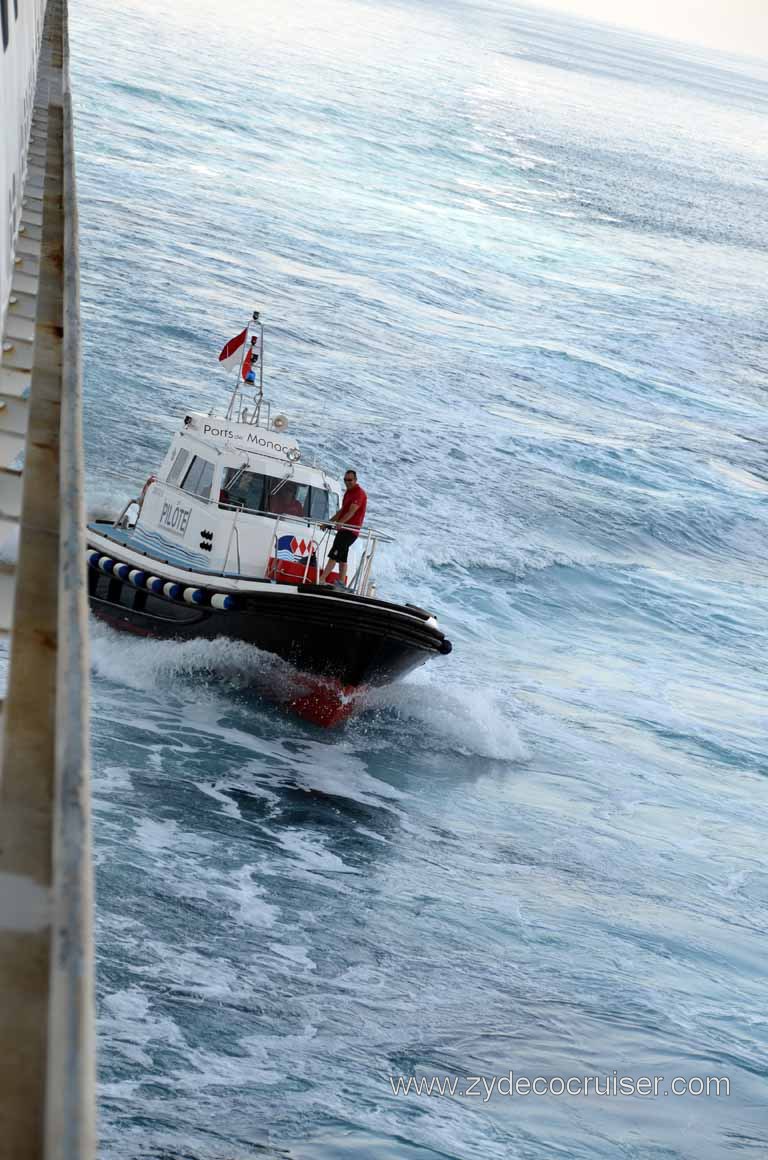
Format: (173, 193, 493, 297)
(318, 469, 367, 590)
(269, 480, 304, 517)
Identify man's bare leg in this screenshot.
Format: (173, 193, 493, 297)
(318, 557, 335, 584)
(318, 558, 347, 587)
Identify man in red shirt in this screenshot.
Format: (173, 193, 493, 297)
(318, 469, 367, 589)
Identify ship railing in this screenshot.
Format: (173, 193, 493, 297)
(0, 2, 96, 1155)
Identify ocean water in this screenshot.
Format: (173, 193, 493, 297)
(69, 1, 768, 1157)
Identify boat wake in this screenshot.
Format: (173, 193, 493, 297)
(90, 617, 290, 693)
(355, 674, 529, 763)
(90, 619, 525, 762)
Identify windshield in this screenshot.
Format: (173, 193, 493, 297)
(219, 469, 330, 521)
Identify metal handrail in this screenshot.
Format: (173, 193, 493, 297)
(263, 515, 379, 596)
(109, 472, 395, 545)
(100, 470, 390, 596)
(217, 503, 391, 595)
(266, 515, 331, 586)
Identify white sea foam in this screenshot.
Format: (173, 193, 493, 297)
(87, 482, 135, 523)
(373, 523, 584, 591)
(227, 863, 282, 929)
(140, 849, 281, 929)
(277, 828, 357, 875)
(92, 762, 134, 797)
(285, 740, 405, 804)
(130, 944, 244, 1001)
(90, 616, 526, 766)
(192, 780, 246, 821)
(100, 988, 186, 1064)
(90, 619, 282, 692)
(362, 673, 529, 763)
(135, 816, 215, 858)
(270, 942, 316, 969)
(165, 1043, 282, 1091)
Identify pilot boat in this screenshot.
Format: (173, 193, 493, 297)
(86, 312, 452, 725)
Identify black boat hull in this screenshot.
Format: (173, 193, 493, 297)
(88, 566, 450, 724)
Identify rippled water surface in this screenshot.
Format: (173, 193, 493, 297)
(69, 1, 768, 1157)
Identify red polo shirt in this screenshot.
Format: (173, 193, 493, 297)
(339, 483, 367, 531)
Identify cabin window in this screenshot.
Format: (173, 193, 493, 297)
(264, 476, 333, 520)
(309, 488, 330, 521)
(180, 455, 214, 500)
(219, 468, 265, 512)
(167, 448, 190, 487)
(218, 469, 330, 520)
(265, 477, 307, 517)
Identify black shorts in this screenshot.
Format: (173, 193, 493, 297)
(328, 528, 357, 564)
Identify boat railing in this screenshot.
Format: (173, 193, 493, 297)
(261, 513, 386, 596)
(103, 470, 393, 593)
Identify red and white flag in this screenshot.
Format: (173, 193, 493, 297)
(218, 328, 247, 371)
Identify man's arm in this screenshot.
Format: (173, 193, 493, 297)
(325, 501, 360, 527)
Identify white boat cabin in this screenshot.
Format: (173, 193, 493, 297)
(129, 411, 347, 584)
